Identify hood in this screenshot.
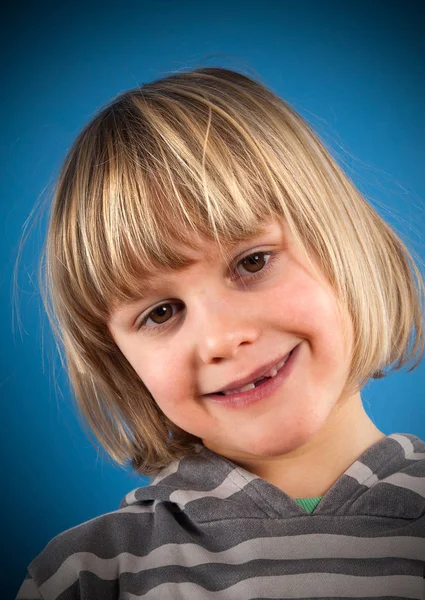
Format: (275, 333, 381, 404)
(119, 433, 425, 522)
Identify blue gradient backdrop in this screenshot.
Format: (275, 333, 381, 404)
(2, 1, 424, 596)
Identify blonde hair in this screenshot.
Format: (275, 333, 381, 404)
(40, 67, 425, 475)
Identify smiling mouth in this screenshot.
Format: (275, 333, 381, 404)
(214, 351, 293, 396)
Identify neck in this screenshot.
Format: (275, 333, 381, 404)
(230, 392, 385, 498)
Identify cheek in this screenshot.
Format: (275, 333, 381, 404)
(132, 348, 189, 406)
(281, 275, 352, 364)
(274, 274, 333, 331)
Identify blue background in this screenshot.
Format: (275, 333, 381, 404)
(2, 1, 425, 596)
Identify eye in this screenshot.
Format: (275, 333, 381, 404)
(235, 251, 272, 278)
(137, 250, 276, 332)
(138, 303, 181, 329)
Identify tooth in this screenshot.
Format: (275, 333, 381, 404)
(219, 351, 292, 396)
(264, 356, 288, 378)
(275, 355, 289, 371)
(223, 382, 255, 395)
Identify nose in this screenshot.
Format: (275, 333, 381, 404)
(195, 296, 261, 364)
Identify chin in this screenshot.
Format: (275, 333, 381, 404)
(242, 421, 325, 459)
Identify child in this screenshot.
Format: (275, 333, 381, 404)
(17, 67, 425, 599)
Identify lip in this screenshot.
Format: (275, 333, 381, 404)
(204, 343, 301, 408)
(207, 348, 296, 395)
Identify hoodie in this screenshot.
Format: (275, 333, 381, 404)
(16, 433, 425, 599)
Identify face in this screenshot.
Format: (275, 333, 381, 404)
(108, 217, 356, 463)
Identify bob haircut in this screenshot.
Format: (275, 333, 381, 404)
(41, 67, 425, 475)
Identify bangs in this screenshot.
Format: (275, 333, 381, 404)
(57, 88, 281, 316)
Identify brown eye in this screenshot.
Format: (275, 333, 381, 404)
(148, 304, 174, 325)
(238, 252, 270, 275)
(138, 302, 181, 331)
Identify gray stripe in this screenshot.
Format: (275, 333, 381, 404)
(384, 472, 425, 498)
(170, 468, 258, 508)
(123, 488, 141, 506)
(38, 534, 425, 599)
(391, 434, 425, 460)
(345, 461, 425, 498)
(124, 462, 180, 505)
(345, 461, 378, 487)
(126, 573, 424, 599)
(150, 460, 180, 485)
(16, 577, 43, 599)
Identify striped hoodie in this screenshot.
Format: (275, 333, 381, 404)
(17, 433, 425, 599)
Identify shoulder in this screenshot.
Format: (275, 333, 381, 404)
(25, 501, 158, 600)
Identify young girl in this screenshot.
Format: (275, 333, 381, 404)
(17, 67, 425, 599)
